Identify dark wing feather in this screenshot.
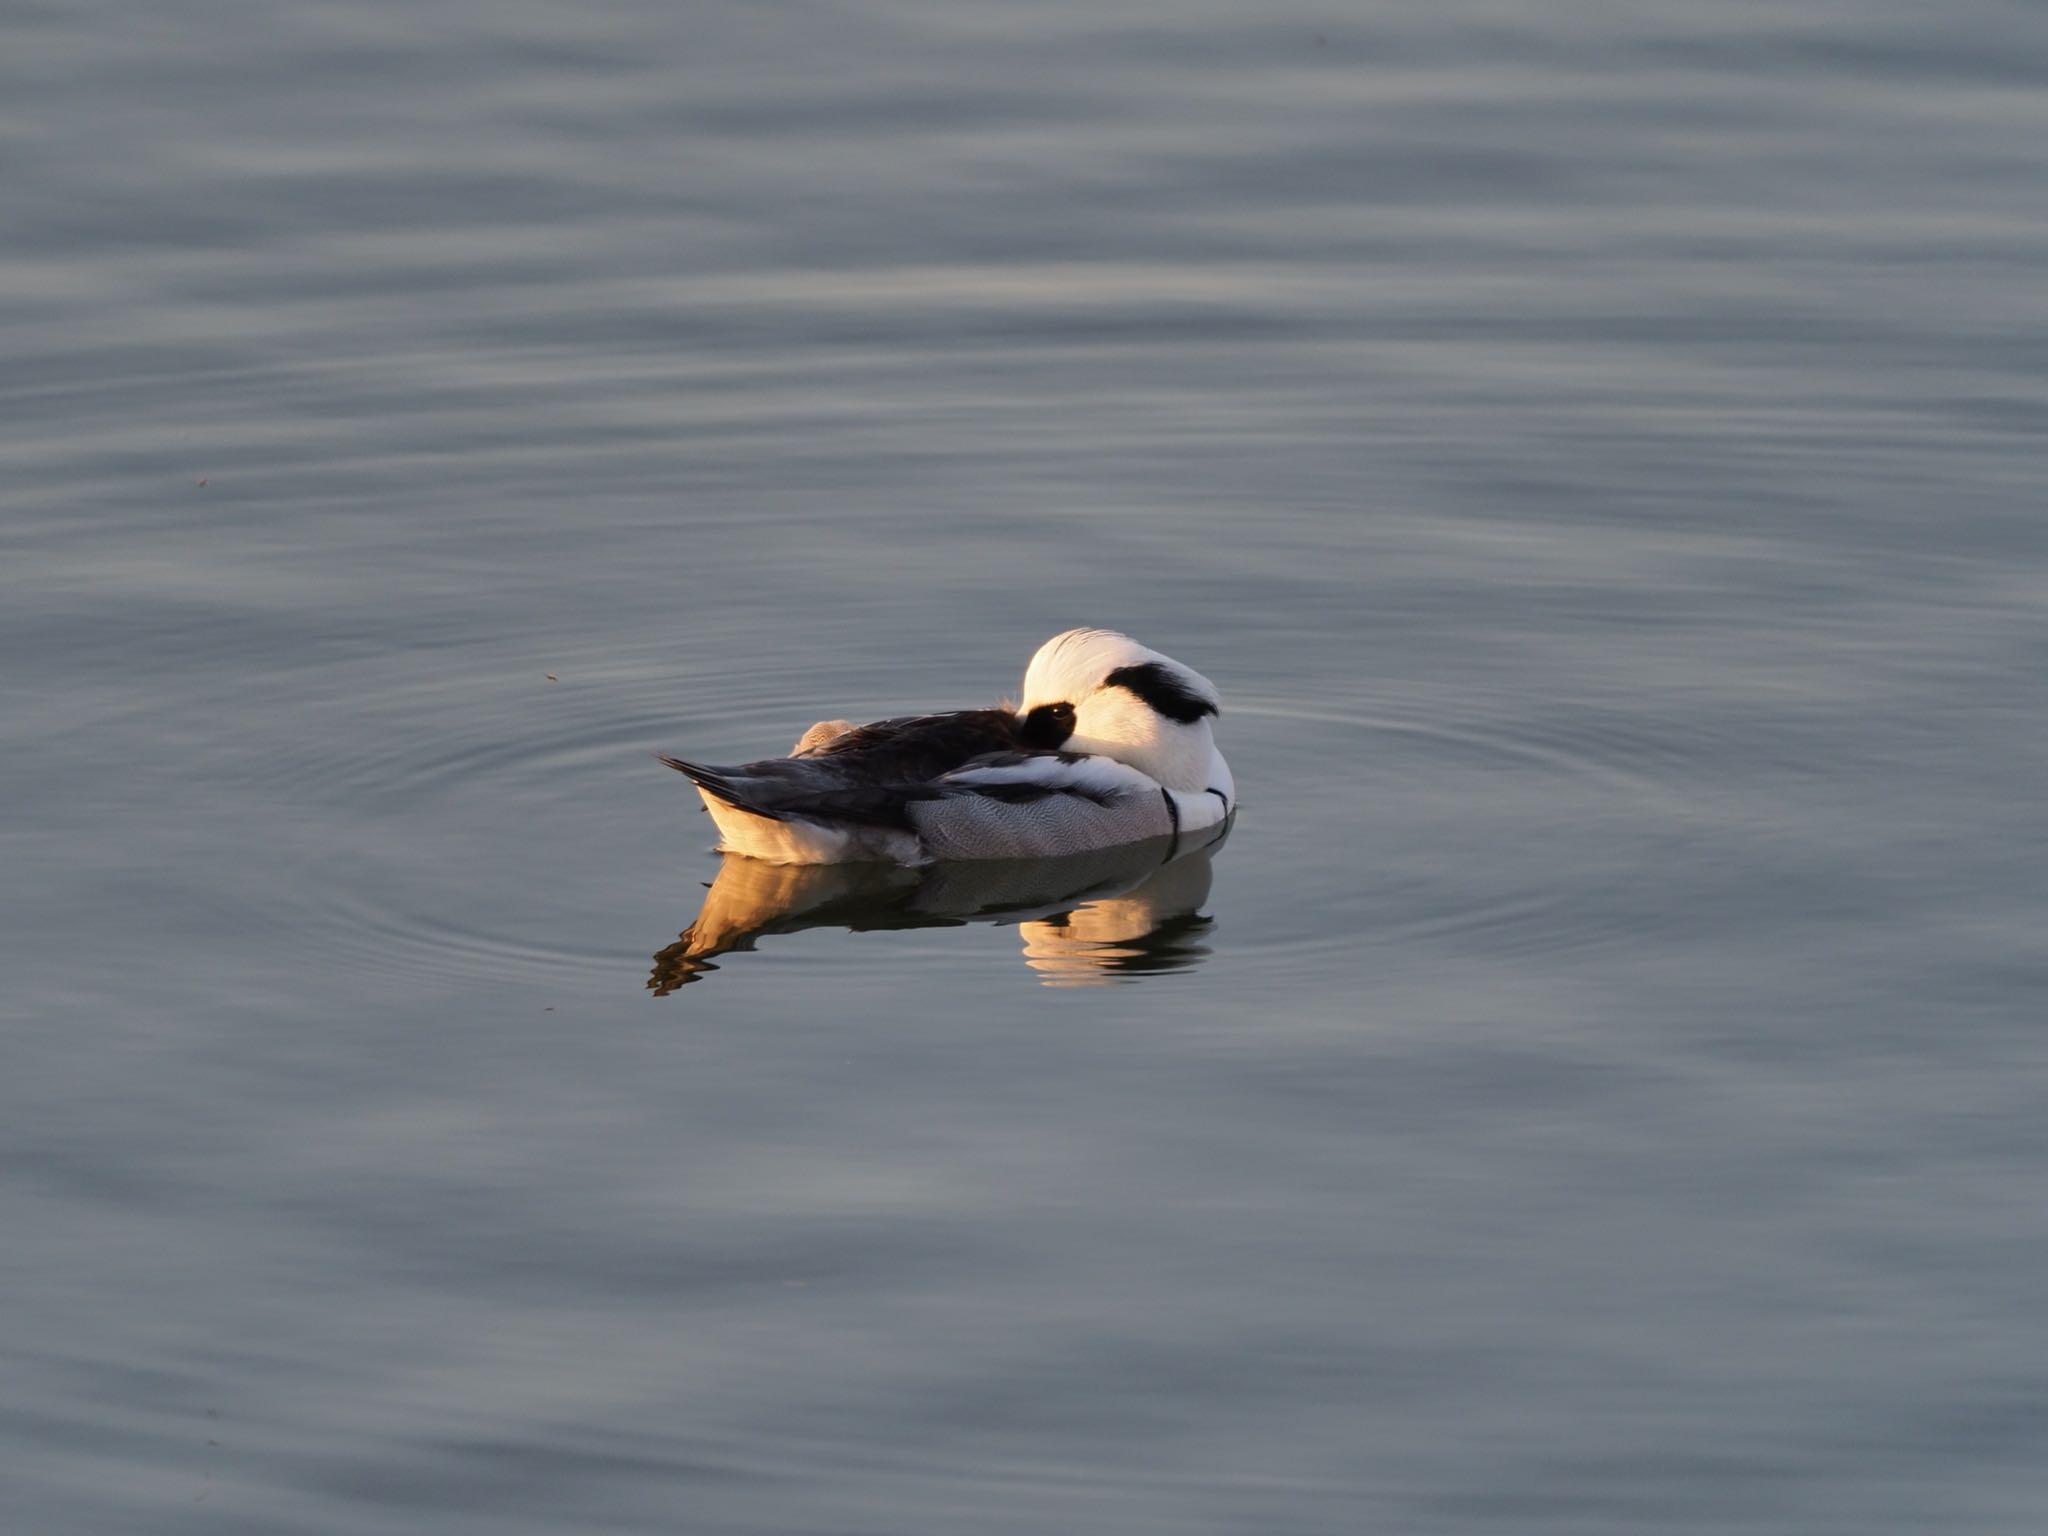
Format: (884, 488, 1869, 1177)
(800, 709, 1025, 781)
(658, 710, 1032, 829)
(655, 754, 782, 816)
(779, 768, 1129, 835)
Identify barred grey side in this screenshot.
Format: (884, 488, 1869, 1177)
(907, 786, 1173, 861)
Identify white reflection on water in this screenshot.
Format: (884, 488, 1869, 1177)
(649, 824, 1226, 992)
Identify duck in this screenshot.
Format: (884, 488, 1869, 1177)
(658, 628, 1235, 865)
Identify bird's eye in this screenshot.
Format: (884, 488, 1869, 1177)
(1021, 700, 1078, 749)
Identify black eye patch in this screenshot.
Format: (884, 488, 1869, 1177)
(1020, 701, 1077, 749)
(1105, 662, 1217, 723)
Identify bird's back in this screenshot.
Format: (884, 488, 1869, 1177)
(661, 708, 1033, 863)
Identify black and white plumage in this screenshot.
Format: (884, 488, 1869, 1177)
(659, 629, 1236, 865)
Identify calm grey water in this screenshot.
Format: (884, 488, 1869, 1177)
(6, 1, 2047, 1530)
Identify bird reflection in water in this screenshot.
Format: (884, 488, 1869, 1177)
(649, 823, 1226, 992)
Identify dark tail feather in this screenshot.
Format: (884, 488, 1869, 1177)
(654, 754, 789, 820)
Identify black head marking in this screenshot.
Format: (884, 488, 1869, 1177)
(1104, 662, 1218, 724)
(1020, 700, 1077, 749)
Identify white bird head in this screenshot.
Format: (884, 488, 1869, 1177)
(1015, 629, 1227, 795)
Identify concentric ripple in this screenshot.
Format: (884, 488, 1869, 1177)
(1203, 677, 1838, 980)
(169, 633, 1836, 994)
(209, 628, 965, 993)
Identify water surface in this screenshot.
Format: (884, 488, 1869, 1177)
(5, 2, 2047, 1531)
